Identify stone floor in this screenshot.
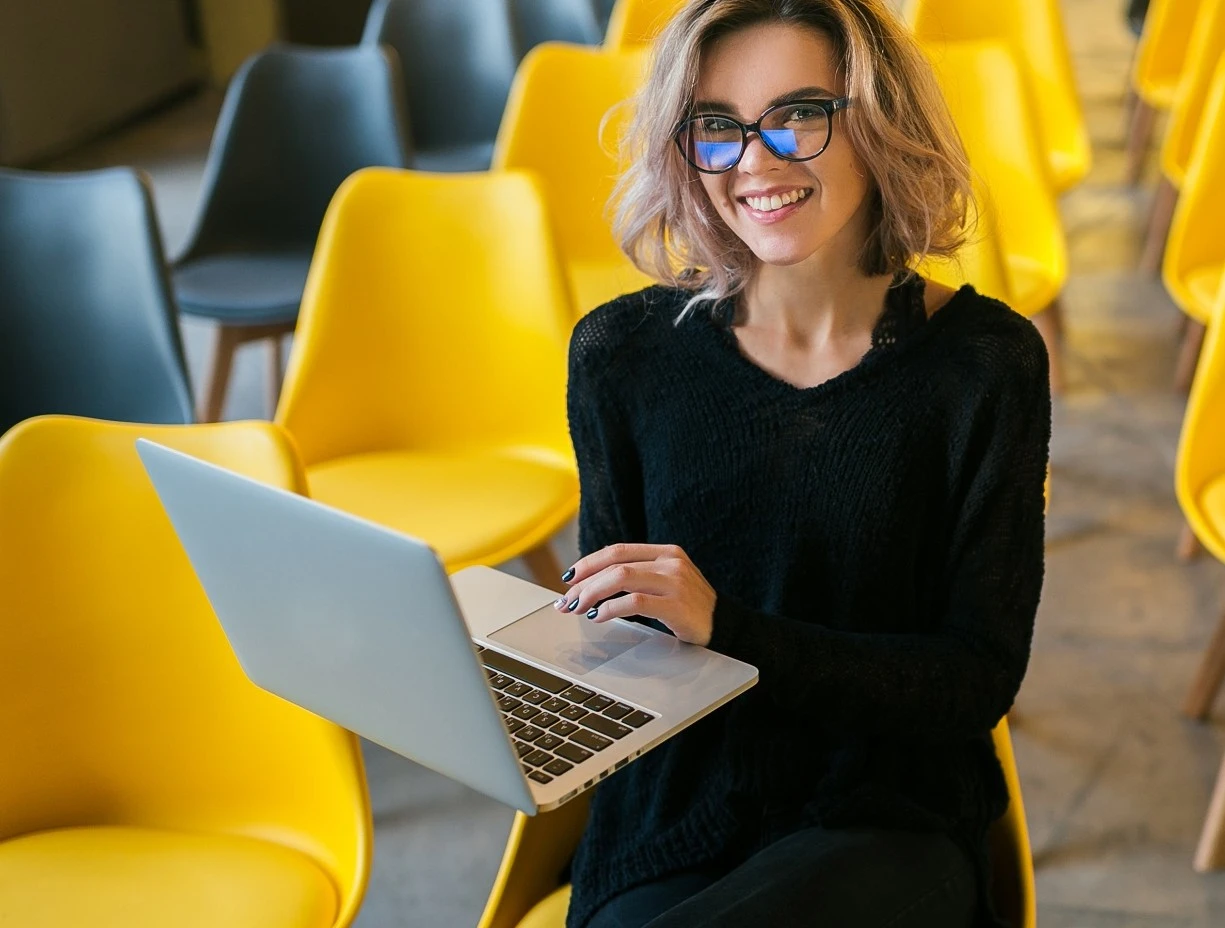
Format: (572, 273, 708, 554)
(37, 0, 1225, 924)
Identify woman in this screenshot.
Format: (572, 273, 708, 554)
(555, 1, 1050, 926)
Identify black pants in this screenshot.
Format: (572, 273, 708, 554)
(586, 827, 976, 928)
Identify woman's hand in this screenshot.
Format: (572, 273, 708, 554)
(554, 543, 716, 646)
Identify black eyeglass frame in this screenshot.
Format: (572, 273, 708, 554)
(673, 96, 853, 174)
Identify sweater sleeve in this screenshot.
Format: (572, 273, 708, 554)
(567, 310, 647, 557)
(707, 337, 1051, 744)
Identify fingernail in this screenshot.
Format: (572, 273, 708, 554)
(554, 597, 566, 609)
(586, 607, 599, 620)
(561, 567, 575, 583)
(567, 599, 581, 612)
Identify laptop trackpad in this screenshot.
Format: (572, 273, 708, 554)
(490, 608, 654, 677)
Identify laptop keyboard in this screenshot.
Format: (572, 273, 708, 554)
(476, 647, 657, 786)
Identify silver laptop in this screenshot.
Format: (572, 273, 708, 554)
(136, 440, 757, 814)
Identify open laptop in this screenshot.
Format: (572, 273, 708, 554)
(136, 440, 757, 814)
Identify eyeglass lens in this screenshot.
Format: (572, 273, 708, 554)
(679, 102, 832, 172)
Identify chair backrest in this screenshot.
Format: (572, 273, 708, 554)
(477, 718, 1035, 928)
(1133, 0, 1203, 106)
(362, 0, 517, 156)
(917, 182, 1013, 308)
(1177, 277, 1225, 560)
(907, 0, 1090, 191)
(276, 168, 574, 470)
(921, 39, 1067, 313)
(1161, 0, 1225, 187)
(511, 0, 602, 56)
(0, 167, 194, 435)
(0, 416, 371, 924)
(604, 0, 684, 48)
(177, 45, 410, 261)
(494, 44, 646, 271)
(1164, 57, 1225, 318)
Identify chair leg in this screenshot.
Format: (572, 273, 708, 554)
(1139, 177, 1178, 276)
(522, 541, 567, 594)
(1178, 522, 1204, 561)
(1183, 603, 1225, 720)
(1125, 99, 1157, 184)
(200, 325, 243, 423)
(1174, 319, 1207, 393)
(267, 334, 285, 418)
(1030, 303, 1065, 395)
(1194, 750, 1225, 871)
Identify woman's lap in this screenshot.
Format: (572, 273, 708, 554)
(585, 827, 976, 928)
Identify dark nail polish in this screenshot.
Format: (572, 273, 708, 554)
(586, 608, 599, 619)
(561, 567, 575, 583)
(566, 599, 581, 611)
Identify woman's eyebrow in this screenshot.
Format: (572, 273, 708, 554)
(691, 86, 839, 115)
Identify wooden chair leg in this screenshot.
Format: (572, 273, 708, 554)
(1030, 303, 1065, 395)
(1183, 604, 1225, 720)
(1175, 319, 1207, 393)
(1125, 99, 1157, 184)
(522, 541, 566, 594)
(200, 325, 242, 423)
(1139, 177, 1178, 276)
(1178, 522, 1204, 561)
(267, 333, 285, 418)
(1194, 750, 1225, 871)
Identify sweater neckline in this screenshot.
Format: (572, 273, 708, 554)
(697, 280, 974, 400)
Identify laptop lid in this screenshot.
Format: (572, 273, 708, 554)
(136, 439, 536, 813)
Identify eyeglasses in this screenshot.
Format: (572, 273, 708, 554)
(674, 97, 852, 174)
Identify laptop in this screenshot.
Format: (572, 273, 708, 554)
(136, 440, 757, 814)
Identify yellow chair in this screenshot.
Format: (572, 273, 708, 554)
(494, 43, 652, 315)
(922, 39, 1069, 390)
(479, 719, 1035, 928)
(907, 0, 1091, 193)
(1163, 58, 1225, 389)
(0, 416, 371, 928)
(604, 0, 684, 49)
(1174, 277, 1225, 871)
(275, 168, 578, 588)
(1127, 0, 1203, 182)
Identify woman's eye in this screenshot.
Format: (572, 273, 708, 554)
(698, 116, 738, 133)
(783, 105, 822, 124)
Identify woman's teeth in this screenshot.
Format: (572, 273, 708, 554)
(744, 189, 809, 212)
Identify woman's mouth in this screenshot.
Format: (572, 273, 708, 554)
(737, 187, 812, 222)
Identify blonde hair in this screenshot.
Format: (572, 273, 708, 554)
(612, 0, 974, 313)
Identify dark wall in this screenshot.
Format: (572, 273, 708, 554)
(281, 0, 375, 45)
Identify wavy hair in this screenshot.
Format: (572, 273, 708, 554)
(611, 0, 974, 314)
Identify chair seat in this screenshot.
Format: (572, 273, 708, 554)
(413, 142, 496, 173)
(568, 259, 654, 316)
(174, 252, 313, 325)
(516, 884, 571, 928)
(306, 448, 578, 569)
(1183, 265, 1225, 325)
(0, 826, 337, 928)
(1191, 476, 1225, 563)
(1005, 256, 1063, 319)
(1048, 146, 1091, 193)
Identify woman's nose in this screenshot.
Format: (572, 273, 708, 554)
(737, 132, 786, 174)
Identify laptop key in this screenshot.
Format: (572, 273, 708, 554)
(550, 720, 580, 737)
(497, 695, 523, 713)
(584, 694, 614, 712)
(561, 685, 596, 703)
(543, 758, 573, 776)
(504, 682, 533, 698)
(603, 703, 633, 720)
(481, 650, 572, 694)
(560, 705, 588, 722)
(555, 741, 593, 764)
(535, 733, 565, 751)
(528, 770, 553, 784)
(511, 704, 541, 721)
(623, 710, 654, 728)
(513, 741, 534, 758)
(524, 749, 553, 767)
(570, 729, 613, 752)
(532, 712, 560, 729)
(489, 673, 515, 690)
(504, 718, 526, 734)
(540, 697, 569, 714)
(579, 714, 632, 740)
(521, 689, 549, 705)
(518, 725, 545, 742)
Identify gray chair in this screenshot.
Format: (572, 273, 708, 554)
(510, 0, 602, 57)
(0, 167, 194, 436)
(173, 44, 410, 423)
(594, 0, 618, 32)
(362, 0, 517, 172)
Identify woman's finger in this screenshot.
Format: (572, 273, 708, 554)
(554, 560, 672, 614)
(562, 543, 683, 585)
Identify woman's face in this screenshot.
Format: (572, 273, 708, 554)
(690, 23, 873, 268)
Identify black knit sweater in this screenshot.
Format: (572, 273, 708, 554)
(563, 279, 1051, 928)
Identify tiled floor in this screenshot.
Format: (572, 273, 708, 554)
(36, 0, 1225, 924)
